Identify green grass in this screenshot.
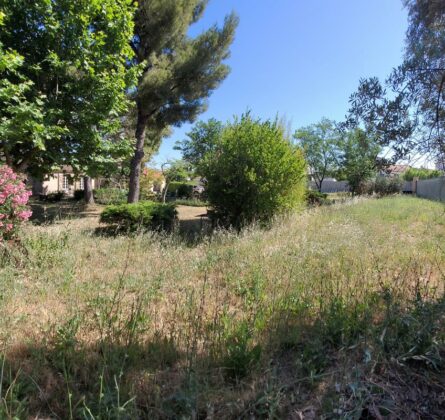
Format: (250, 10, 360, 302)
(174, 198, 208, 207)
(0, 196, 444, 418)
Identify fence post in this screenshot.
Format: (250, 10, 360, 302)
(439, 176, 445, 201)
(412, 177, 419, 196)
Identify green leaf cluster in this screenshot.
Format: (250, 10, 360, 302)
(0, 0, 139, 177)
(201, 114, 307, 228)
(402, 167, 443, 181)
(100, 201, 177, 231)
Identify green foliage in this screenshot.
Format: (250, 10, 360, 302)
(402, 167, 443, 181)
(0, 0, 138, 177)
(373, 176, 403, 196)
(176, 184, 194, 199)
(133, 2, 238, 134)
(127, 0, 238, 202)
(94, 188, 128, 205)
(378, 294, 444, 368)
(167, 181, 196, 194)
(161, 160, 193, 202)
(294, 118, 341, 191)
(340, 129, 380, 195)
(174, 199, 208, 207)
(346, 1, 445, 161)
(162, 161, 191, 185)
(222, 322, 262, 381)
(100, 201, 177, 232)
(202, 114, 307, 228)
(306, 190, 328, 206)
(175, 118, 224, 171)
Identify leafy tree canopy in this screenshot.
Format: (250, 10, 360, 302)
(346, 0, 445, 163)
(340, 129, 381, 195)
(402, 167, 443, 181)
(174, 118, 224, 172)
(0, 0, 138, 178)
(294, 118, 341, 191)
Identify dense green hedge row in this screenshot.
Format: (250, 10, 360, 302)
(402, 167, 442, 181)
(100, 201, 177, 231)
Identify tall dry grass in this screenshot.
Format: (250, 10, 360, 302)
(0, 196, 444, 418)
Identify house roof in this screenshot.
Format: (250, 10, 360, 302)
(384, 164, 410, 175)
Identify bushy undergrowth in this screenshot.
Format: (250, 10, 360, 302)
(373, 176, 403, 196)
(94, 188, 128, 205)
(100, 201, 177, 231)
(0, 197, 444, 418)
(306, 189, 328, 205)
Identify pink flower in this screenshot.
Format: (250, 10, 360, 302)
(0, 165, 32, 239)
(15, 210, 32, 221)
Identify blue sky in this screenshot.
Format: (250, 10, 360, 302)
(153, 0, 408, 166)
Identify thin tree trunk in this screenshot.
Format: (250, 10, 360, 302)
(84, 176, 94, 204)
(128, 107, 148, 203)
(162, 182, 169, 204)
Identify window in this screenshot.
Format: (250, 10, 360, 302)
(63, 175, 69, 190)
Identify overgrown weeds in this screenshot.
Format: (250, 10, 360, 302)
(0, 196, 444, 418)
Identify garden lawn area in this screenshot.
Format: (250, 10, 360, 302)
(0, 196, 444, 418)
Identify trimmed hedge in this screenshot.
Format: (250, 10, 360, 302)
(100, 201, 177, 232)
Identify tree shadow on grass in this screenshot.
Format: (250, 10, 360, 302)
(30, 199, 102, 225)
(2, 297, 445, 419)
(92, 212, 213, 246)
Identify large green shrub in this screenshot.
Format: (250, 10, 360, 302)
(374, 176, 403, 196)
(100, 201, 177, 231)
(94, 188, 128, 205)
(201, 114, 307, 228)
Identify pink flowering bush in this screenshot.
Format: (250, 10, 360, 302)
(0, 165, 32, 241)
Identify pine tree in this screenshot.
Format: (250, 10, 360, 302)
(127, 0, 238, 202)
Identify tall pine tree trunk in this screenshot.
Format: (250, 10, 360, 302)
(84, 176, 94, 204)
(128, 107, 148, 203)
